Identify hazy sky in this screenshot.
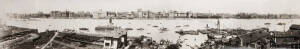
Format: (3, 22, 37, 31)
(0, 0, 299, 14)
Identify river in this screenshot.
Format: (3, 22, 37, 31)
(3, 18, 300, 49)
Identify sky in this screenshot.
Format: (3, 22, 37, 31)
(0, 0, 299, 14)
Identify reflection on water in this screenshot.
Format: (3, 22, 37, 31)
(4, 19, 300, 49)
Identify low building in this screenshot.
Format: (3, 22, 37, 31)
(227, 28, 270, 48)
(55, 26, 128, 49)
(273, 24, 300, 48)
(191, 13, 211, 18)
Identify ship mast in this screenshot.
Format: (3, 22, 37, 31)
(217, 18, 220, 33)
(205, 24, 209, 29)
(109, 11, 115, 25)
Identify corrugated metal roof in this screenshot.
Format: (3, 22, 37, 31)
(289, 24, 300, 30)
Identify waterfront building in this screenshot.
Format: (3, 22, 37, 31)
(13, 12, 50, 19)
(215, 13, 234, 18)
(92, 10, 107, 19)
(279, 14, 294, 19)
(161, 11, 169, 18)
(249, 13, 267, 19)
(33, 12, 50, 18)
(141, 11, 147, 18)
(191, 13, 210, 18)
(145, 11, 155, 18)
(172, 11, 181, 18)
(174, 12, 189, 18)
(136, 9, 143, 18)
(154, 12, 163, 18)
(106, 11, 117, 18)
(10, 10, 300, 19)
(235, 13, 252, 19)
(49, 11, 72, 19)
(117, 12, 132, 19)
(135, 9, 154, 18)
(266, 14, 279, 19)
(167, 10, 176, 18)
(73, 11, 93, 19)
(127, 12, 135, 18)
(129, 11, 138, 18)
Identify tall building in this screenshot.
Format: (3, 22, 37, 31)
(137, 9, 143, 18)
(93, 10, 107, 19)
(168, 10, 176, 18)
(106, 11, 117, 18)
(161, 11, 169, 18)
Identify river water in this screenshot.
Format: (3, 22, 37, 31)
(4, 18, 300, 49)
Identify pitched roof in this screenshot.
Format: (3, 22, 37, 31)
(289, 24, 300, 30)
(238, 29, 270, 44)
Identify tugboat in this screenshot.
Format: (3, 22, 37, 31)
(153, 25, 159, 27)
(183, 25, 190, 27)
(95, 25, 124, 31)
(175, 25, 181, 28)
(137, 28, 144, 30)
(160, 27, 168, 31)
(125, 28, 133, 30)
(94, 17, 127, 32)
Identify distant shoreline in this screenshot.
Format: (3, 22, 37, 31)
(18, 18, 299, 20)
(9, 18, 299, 22)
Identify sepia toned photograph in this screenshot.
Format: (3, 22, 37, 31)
(0, 0, 300, 49)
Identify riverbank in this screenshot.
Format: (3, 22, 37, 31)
(2, 19, 300, 49)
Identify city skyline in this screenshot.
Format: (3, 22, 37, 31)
(0, 0, 299, 14)
(1, 0, 300, 49)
